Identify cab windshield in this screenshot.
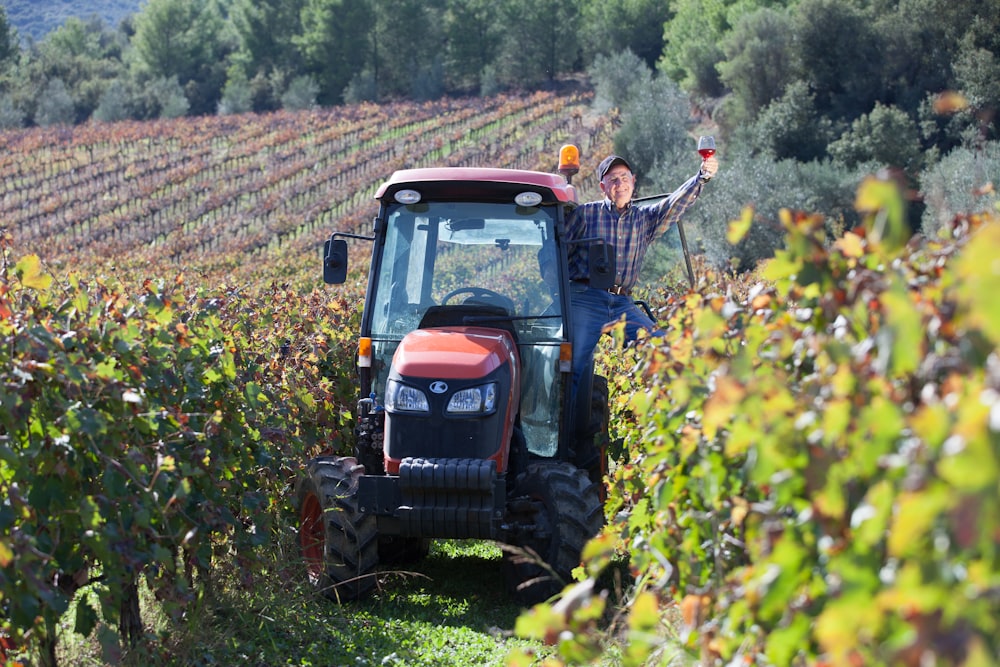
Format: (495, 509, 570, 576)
(370, 201, 562, 340)
(367, 200, 566, 457)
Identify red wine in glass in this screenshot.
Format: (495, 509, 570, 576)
(698, 135, 716, 159)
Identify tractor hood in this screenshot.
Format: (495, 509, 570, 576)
(392, 327, 518, 379)
(382, 326, 521, 474)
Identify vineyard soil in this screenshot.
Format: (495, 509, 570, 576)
(55, 541, 548, 666)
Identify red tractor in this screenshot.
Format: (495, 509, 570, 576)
(297, 147, 613, 604)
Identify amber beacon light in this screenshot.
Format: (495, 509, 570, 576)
(558, 144, 580, 183)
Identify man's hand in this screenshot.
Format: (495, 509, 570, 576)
(700, 155, 719, 181)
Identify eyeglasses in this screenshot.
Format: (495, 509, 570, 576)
(604, 174, 632, 186)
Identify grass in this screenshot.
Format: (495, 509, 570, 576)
(55, 540, 549, 667)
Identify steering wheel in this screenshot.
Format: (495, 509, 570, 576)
(441, 287, 515, 313)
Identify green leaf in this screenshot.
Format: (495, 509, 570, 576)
(876, 560, 948, 615)
(80, 496, 102, 529)
(757, 537, 807, 623)
(628, 591, 660, 632)
(170, 477, 191, 503)
(879, 282, 922, 376)
(580, 532, 616, 577)
(761, 248, 802, 285)
(74, 597, 100, 637)
(953, 221, 1000, 345)
(765, 613, 812, 666)
(853, 395, 904, 477)
(0, 538, 13, 567)
(938, 433, 997, 493)
(815, 470, 846, 519)
(245, 382, 269, 409)
(855, 176, 908, 251)
(815, 594, 882, 658)
(910, 403, 951, 450)
(94, 358, 119, 380)
(15, 254, 53, 291)
(852, 480, 894, 549)
(888, 486, 954, 558)
(726, 206, 754, 244)
(152, 545, 175, 566)
(513, 601, 563, 641)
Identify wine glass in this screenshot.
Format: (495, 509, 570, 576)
(697, 135, 716, 160)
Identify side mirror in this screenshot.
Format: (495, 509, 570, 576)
(588, 242, 615, 290)
(323, 238, 349, 284)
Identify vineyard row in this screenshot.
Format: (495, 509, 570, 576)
(3, 92, 614, 283)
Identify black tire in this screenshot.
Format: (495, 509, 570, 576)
(296, 456, 379, 601)
(502, 461, 604, 605)
(579, 374, 610, 488)
(378, 536, 431, 565)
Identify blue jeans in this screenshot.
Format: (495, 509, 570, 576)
(569, 282, 662, 398)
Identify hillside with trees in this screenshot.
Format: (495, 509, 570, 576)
(1, 0, 140, 42)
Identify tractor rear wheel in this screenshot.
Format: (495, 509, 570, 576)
(378, 536, 431, 564)
(502, 461, 604, 605)
(296, 456, 379, 601)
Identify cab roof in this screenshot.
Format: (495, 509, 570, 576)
(374, 167, 578, 205)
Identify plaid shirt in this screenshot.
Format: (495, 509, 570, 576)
(565, 173, 705, 289)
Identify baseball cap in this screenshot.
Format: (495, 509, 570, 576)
(597, 155, 633, 181)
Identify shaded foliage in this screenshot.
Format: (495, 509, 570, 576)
(746, 80, 835, 163)
(827, 102, 925, 172)
(578, 0, 671, 69)
(919, 142, 1000, 237)
(716, 6, 797, 126)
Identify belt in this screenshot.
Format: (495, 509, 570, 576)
(572, 279, 632, 297)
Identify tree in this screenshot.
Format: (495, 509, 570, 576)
(230, 0, 305, 75)
(747, 80, 834, 163)
(919, 141, 1000, 237)
(369, 0, 445, 99)
(791, 0, 883, 123)
(29, 16, 126, 122)
(0, 5, 18, 73)
(281, 75, 319, 111)
(130, 0, 233, 115)
(147, 76, 190, 118)
(93, 79, 131, 122)
(952, 35, 1000, 144)
(658, 0, 784, 97)
(578, 0, 671, 69)
(716, 7, 797, 125)
(296, 0, 371, 104)
(494, 0, 580, 87)
(587, 49, 653, 113)
(218, 65, 253, 115)
(443, 0, 503, 91)
(613, 74, 692, 182)
(874, 0, 1000, 115)
(828, 103, 924, 173)
(34, 77, 75, 126)
(229, 0, 306, 109)
(0, 92, 25, 129)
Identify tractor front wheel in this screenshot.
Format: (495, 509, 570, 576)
(502, 461, 604, 605)
(296, 456, 379, 601)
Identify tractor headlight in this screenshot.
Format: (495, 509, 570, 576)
(446, 383, 497, 415)
(385, 380, 430, 413)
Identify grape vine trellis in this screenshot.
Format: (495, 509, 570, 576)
(1, 92, 612, 285)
